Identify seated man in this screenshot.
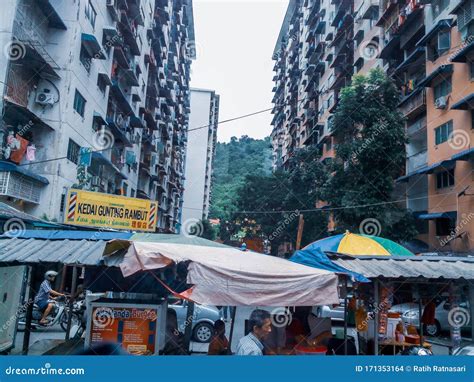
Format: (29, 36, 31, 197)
(35, 271, 64, 325)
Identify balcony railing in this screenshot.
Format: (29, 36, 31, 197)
(407, 150, 427, 173)
(399, 89, 426, 119)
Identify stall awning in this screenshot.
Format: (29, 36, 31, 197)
(417, 64, 453, 88)
(450, 40, 474, 63)
(418, 211, 457, 220)
(0, 161, 49, 184)
(451, 93, 474, 110)
(327, 253, 474, 280)
(81, 33, 106, 59)
(416, 19, 454, 46)
(117, 241, 340, 306)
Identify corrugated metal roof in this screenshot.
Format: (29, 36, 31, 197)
(327, 254, 474, 280)
(1, 230, 132, 241)
(0, 238, 107, 265)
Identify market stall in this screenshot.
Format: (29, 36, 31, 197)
(290, 235, 474, 355)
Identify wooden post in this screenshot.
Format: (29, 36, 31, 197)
(22, 265, 38, 355)
(418, 298, 424, 347)
(295, 214, 304, 250)
(59, 265, 68, 293)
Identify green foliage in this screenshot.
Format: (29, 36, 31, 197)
(230, 147, 329, 251)
(197, 219, 217, 241)
(210, 135, 272, 222)
(322, 68, 417, 242)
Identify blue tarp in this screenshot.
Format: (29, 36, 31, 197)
(290, 247, 370, 283)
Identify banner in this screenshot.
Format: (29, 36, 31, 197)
(65, 189, 158, 231)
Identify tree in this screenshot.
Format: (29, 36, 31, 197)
(322, 68, 417, 242)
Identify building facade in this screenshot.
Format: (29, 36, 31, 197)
(271, 0, 474, 252)
(0, 0, 195, 233)
(181, 88, 219, 227)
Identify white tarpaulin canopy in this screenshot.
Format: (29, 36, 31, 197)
(118, 241, 339, 306)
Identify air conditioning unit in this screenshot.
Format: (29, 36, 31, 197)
(435, 96, 447, 109)
(91, 176, 101, 187)
(35, 89, 55, 106)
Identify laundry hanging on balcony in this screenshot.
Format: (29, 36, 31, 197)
(125, 150, 136, 165)
(9, 134, 29, 164)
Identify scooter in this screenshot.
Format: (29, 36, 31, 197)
(17, 295, 81, 332)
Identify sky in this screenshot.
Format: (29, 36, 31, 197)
(190, 0, 288, 142)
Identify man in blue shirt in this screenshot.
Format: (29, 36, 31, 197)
(34, 271, 64, 324)
(236, 309, 272, 355)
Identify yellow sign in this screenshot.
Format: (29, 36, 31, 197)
(65, 189, 158, 232)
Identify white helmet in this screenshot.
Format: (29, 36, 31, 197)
(44, 270, 58, 281)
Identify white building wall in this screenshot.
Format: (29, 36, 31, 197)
(182, 88, 219, 224)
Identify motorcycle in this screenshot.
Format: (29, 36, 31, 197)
(17, 295, 82, 332)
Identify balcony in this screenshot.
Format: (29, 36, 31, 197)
(407, 150, 427, 173)
(37, 0, 67, 29)
(359, 0, 379, 20)
(0, 161, 49, 204)
(399, 89, 426, 120)
(106, 112, 134, 146)
(118, 11, 140, 56)
(110, 79, 134, 116)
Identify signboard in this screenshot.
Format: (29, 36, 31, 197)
(65, 189, 158, 231)
(86, 303, 166, 355)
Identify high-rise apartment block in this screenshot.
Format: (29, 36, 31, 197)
(0, 0, 195, 233)
(272, 0, 474, 252)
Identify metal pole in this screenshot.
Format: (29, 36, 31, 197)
(182, 301, 194, 354)
(470, 282, 474, 343)
(374, 280, 379, 355)
(65, 266, 78, 340)
(418, 298, 424, 347)
(228, 307, 237, 352)
(343, 276, 348, 355)
(22, 265, 38, 355)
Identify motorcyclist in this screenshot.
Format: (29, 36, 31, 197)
(34, 270, 65, 324)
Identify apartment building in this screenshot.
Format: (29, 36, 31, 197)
(271, 0, 474, 252)
(181, 88, 219, 226)
(0, 0, 194, 233)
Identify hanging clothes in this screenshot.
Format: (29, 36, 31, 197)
(26, 144, 36, 161)
(9, 134, 29, 164)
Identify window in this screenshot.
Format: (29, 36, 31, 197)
(437, 30, 451, 55)
(97, 75, 107, 95)
(326, 138, 332, 151)
(432, 0, 450, 19)
(67, 139, 81, 164)
(470, 61, 474, 80)
(85, 0, 97, 29)
(434, 78, 452, 100)
(436, 217, 455, 236)
(80, 46, 92, 73)
(435, 120, 453, 145)
(73, 90, 86, 117)
(436, 168, 455, 189)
